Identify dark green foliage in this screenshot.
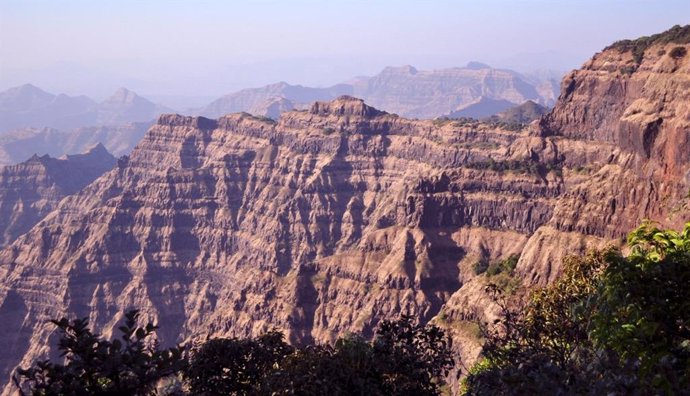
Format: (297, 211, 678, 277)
(239, 112, 277, 124)
(670, 46, 687, 59)
(607, 24, 690, 64)
(322, 127, 336, 135)
(485, 254, 519, 277)
(619, 65, 637, 75)
(18, 314, 453, 396)
(463, 222, 690, 395)
(592, 222, 690, 387)
(185, 331, 293, 395)
(372, 316, 455, 394)
(466, 158, 561, 177)
(472, 259, 489, 275)
(264, 337, 386, 395)
(262, 316, 454, 395)
(17, 310, 186, 396)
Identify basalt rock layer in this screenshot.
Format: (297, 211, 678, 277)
(0, 27, 689, 393)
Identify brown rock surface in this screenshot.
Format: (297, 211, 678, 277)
(0, 28, 689, 393)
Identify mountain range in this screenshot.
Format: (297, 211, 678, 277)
(198, 63, 559, 119)
(0, 25, 688, 393)
(0, 85, 169, 133)
(0, 64, 558, 167)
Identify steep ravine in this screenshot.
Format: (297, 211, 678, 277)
(0, 28, 689, 394)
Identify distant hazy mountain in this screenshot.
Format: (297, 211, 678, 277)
(0, 122, 151, 165)
(198, 63, 560, 119)
(200, 82, 351, 118)
(0, 85, 170, 133)
(0, 84, 98, 132)
(96, 88, 171, 125)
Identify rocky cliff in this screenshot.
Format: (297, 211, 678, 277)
(0, 26, 688, 393)
(0, 144, 116, 248)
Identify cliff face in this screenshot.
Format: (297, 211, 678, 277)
(0, 144, 116, 247)
(0, 28, 688, 393)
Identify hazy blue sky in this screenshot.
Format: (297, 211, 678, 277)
(1, 0, 688, 106)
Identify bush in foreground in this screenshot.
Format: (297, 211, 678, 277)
(16, 314, 453, 396)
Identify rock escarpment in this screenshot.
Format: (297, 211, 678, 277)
(0, 144, 116, 247)
(0, 26, 688, 393)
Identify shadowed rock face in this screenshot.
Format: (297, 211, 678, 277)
(0, 29, 689, 393)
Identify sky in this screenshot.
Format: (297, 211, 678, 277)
(1, 0, 688, 107)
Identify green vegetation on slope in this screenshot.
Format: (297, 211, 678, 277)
(463, 221, 690, 395)
(607, 24, 690, 64)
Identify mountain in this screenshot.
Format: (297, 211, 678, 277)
(199, 64, 559, 120)
(445, 97, 517, 119)
(0, 122, 151, 166)
(96, 88, 171, 125)
(0, 84, 97, 132)
(485, 100, 549, 124)
(200, 82, 351, 119)
(1, 25, 689, 393)
(349, 64, 550, 119)
(0, 86, 170, 133)
(0, 144, 116, 248)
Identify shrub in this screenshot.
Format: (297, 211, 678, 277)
(185, 331, 293, 395)
(669, 46, 687, 59)
(17, 314, 453, 396)
(472, 260, 489, 275)
(484, 254, 519, 277)
(16, 310, 186, 396)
